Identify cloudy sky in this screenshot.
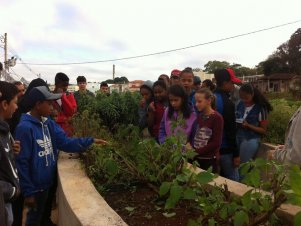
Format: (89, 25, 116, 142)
(1, 0, 301, 84)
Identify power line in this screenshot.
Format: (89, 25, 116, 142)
(10, 68, 22, 80)
(19, 19, 301, 66)
(8, 45, 40, 77)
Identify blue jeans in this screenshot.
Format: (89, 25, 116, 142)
(26, 190, 49, 226)
(219, 153, 239, 182)
(237, 138, 260, 164)
(237, 137, 260, 181)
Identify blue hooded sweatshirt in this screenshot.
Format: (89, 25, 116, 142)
(15, 113, 94, 197)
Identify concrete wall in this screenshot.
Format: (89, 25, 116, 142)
(57, 152, 127, 226)
(57, 144, 301, 225)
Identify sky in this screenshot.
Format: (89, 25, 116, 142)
(1, 0, 301, 84)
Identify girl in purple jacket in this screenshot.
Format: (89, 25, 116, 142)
(159, 84, 197, 144)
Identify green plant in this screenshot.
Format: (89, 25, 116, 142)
(264, 99, 300, 144)
(74, 92, 301, 225)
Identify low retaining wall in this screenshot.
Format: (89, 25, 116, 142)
(57, 152, 127, 226)
(57, 143, 300, 225)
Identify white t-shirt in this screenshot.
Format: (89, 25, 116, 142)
(243, 105, 254, 120)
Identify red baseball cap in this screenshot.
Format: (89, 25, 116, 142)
(170, 69, 181, 77)
(226, 68, 242, 84)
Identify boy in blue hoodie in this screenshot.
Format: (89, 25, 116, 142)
(15, 86, 107, 226)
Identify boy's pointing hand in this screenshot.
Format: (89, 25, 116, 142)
(94, 139, 108, 145)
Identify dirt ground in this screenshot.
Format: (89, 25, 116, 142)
(103, 184, 200, 226)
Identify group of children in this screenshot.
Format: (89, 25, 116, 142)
(1, 67, 274, 226)
(139, 67, 272, 180)
(0, 73, 107, 226)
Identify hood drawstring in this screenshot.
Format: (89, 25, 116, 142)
(45, 125, 55, 162)
(41, 120, 55, 167)
(41, 122, 49, 167)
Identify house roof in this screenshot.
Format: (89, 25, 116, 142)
(258, 73, 301, 81)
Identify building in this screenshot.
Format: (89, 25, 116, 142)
(110, 83, 129, 93)
(193, 71, 214, 82)
(249, 73, 301, 93)
(87, 82, 101, 94)
(128, 80, 144, 92)
(49, 84, 79, 93)
(242, 74, 264, 83)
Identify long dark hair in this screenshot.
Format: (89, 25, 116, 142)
(239, 83, 273, 112)
(168, 84, 191, 119)
(202, 79, 216, 91)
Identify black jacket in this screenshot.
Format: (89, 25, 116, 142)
(214, 88, 239, 157)
(0, 120, 20, 202)
(0, 186, 8, 226)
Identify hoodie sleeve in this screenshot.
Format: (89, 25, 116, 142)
(158, 113, 167, 144)
(53, 122, 94, 152)
(61, 93, 77, 117)
(15, 125, 37, 197)
(0, 181, 15, 201)
(189, 119, 198, 146)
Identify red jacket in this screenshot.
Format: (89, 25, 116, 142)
(52, 92, 77, 136)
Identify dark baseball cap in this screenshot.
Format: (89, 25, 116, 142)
(194, 76, 201, 85)
(27, 86, 62, 108)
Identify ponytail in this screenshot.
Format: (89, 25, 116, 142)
(196, 88, 216, 110)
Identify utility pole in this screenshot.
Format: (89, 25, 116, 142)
(113, 64, 115, 80)
(4, 33, 7, 71)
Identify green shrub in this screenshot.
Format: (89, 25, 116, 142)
(73, 92, 301, 225)
(76, 91, 141, 131)
(264, 99, 301, 144)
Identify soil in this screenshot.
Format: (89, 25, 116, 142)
(102, 184, 201, 226)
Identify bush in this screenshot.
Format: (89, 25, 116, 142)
(73, 92, 301, 225)
(264, 99, 301, 144)
(76, 91, 141, 131)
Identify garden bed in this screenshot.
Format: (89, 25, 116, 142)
(103, 184, 200, 226)
(70, 91, 301, 225)
(57, 151, 301, 226)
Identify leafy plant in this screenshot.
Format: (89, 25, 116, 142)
(74, 92, 301, 226)
(264, 99, 300, 144)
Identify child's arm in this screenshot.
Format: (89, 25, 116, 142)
(242, 121, 267, 135)
(158, 115, 167, 144)
(54, 122, 106, 152)
(0, 181, 18, 201)
(147, 102, 155, 136)
(61, 93, 77, 117)
(194, 114, 224, 157)
(15, 126, 37, 198)
(242, 108, 268, 135)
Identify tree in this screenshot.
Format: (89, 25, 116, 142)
(258, 28, 301, 76)
(192, 68, 201, 72)
(104, 77, 129, 84)
(104, 79, 114, 84)
(288, 28, 301, 74)
(257, 57, 290, 76)
(119, 76, 129, 83)
(203, 60, 230, 73)
(203, 60, 257, 77)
